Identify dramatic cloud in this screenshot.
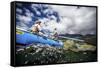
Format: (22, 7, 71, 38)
(16, 3, 97, 35)
(46, 5, 97, 35)
(24, 8, 34, 17)
(16, 14, 32, 24)
(16, 8, 23, 14)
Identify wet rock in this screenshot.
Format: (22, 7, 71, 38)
(16, 43, 97, 65)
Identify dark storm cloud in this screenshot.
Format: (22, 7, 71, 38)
(16, 3, 97, 35)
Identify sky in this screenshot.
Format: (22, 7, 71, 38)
(16, 2, 97, 35)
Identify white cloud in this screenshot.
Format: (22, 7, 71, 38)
(16, 8, 34, 30)
(36, 11, 41, 16)
(17, 14, 32, 23)
(38, 17, 72, 34)
(24, 8, 34, 17)
(31, 4, 41, 16)
(16, 4, 96, 35)
(46, 5, 97, 35)
(16, 8, 22, 13)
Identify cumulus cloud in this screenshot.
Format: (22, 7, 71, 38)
(16, 3, 96, 35)
(31, 4, 41, 16)
(24, 8, 34, 17)
(16, 8, 33, 29)
(16, 8, 22, 14)
(46, 5, 97, 35)
(16, 14, 32, 23)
